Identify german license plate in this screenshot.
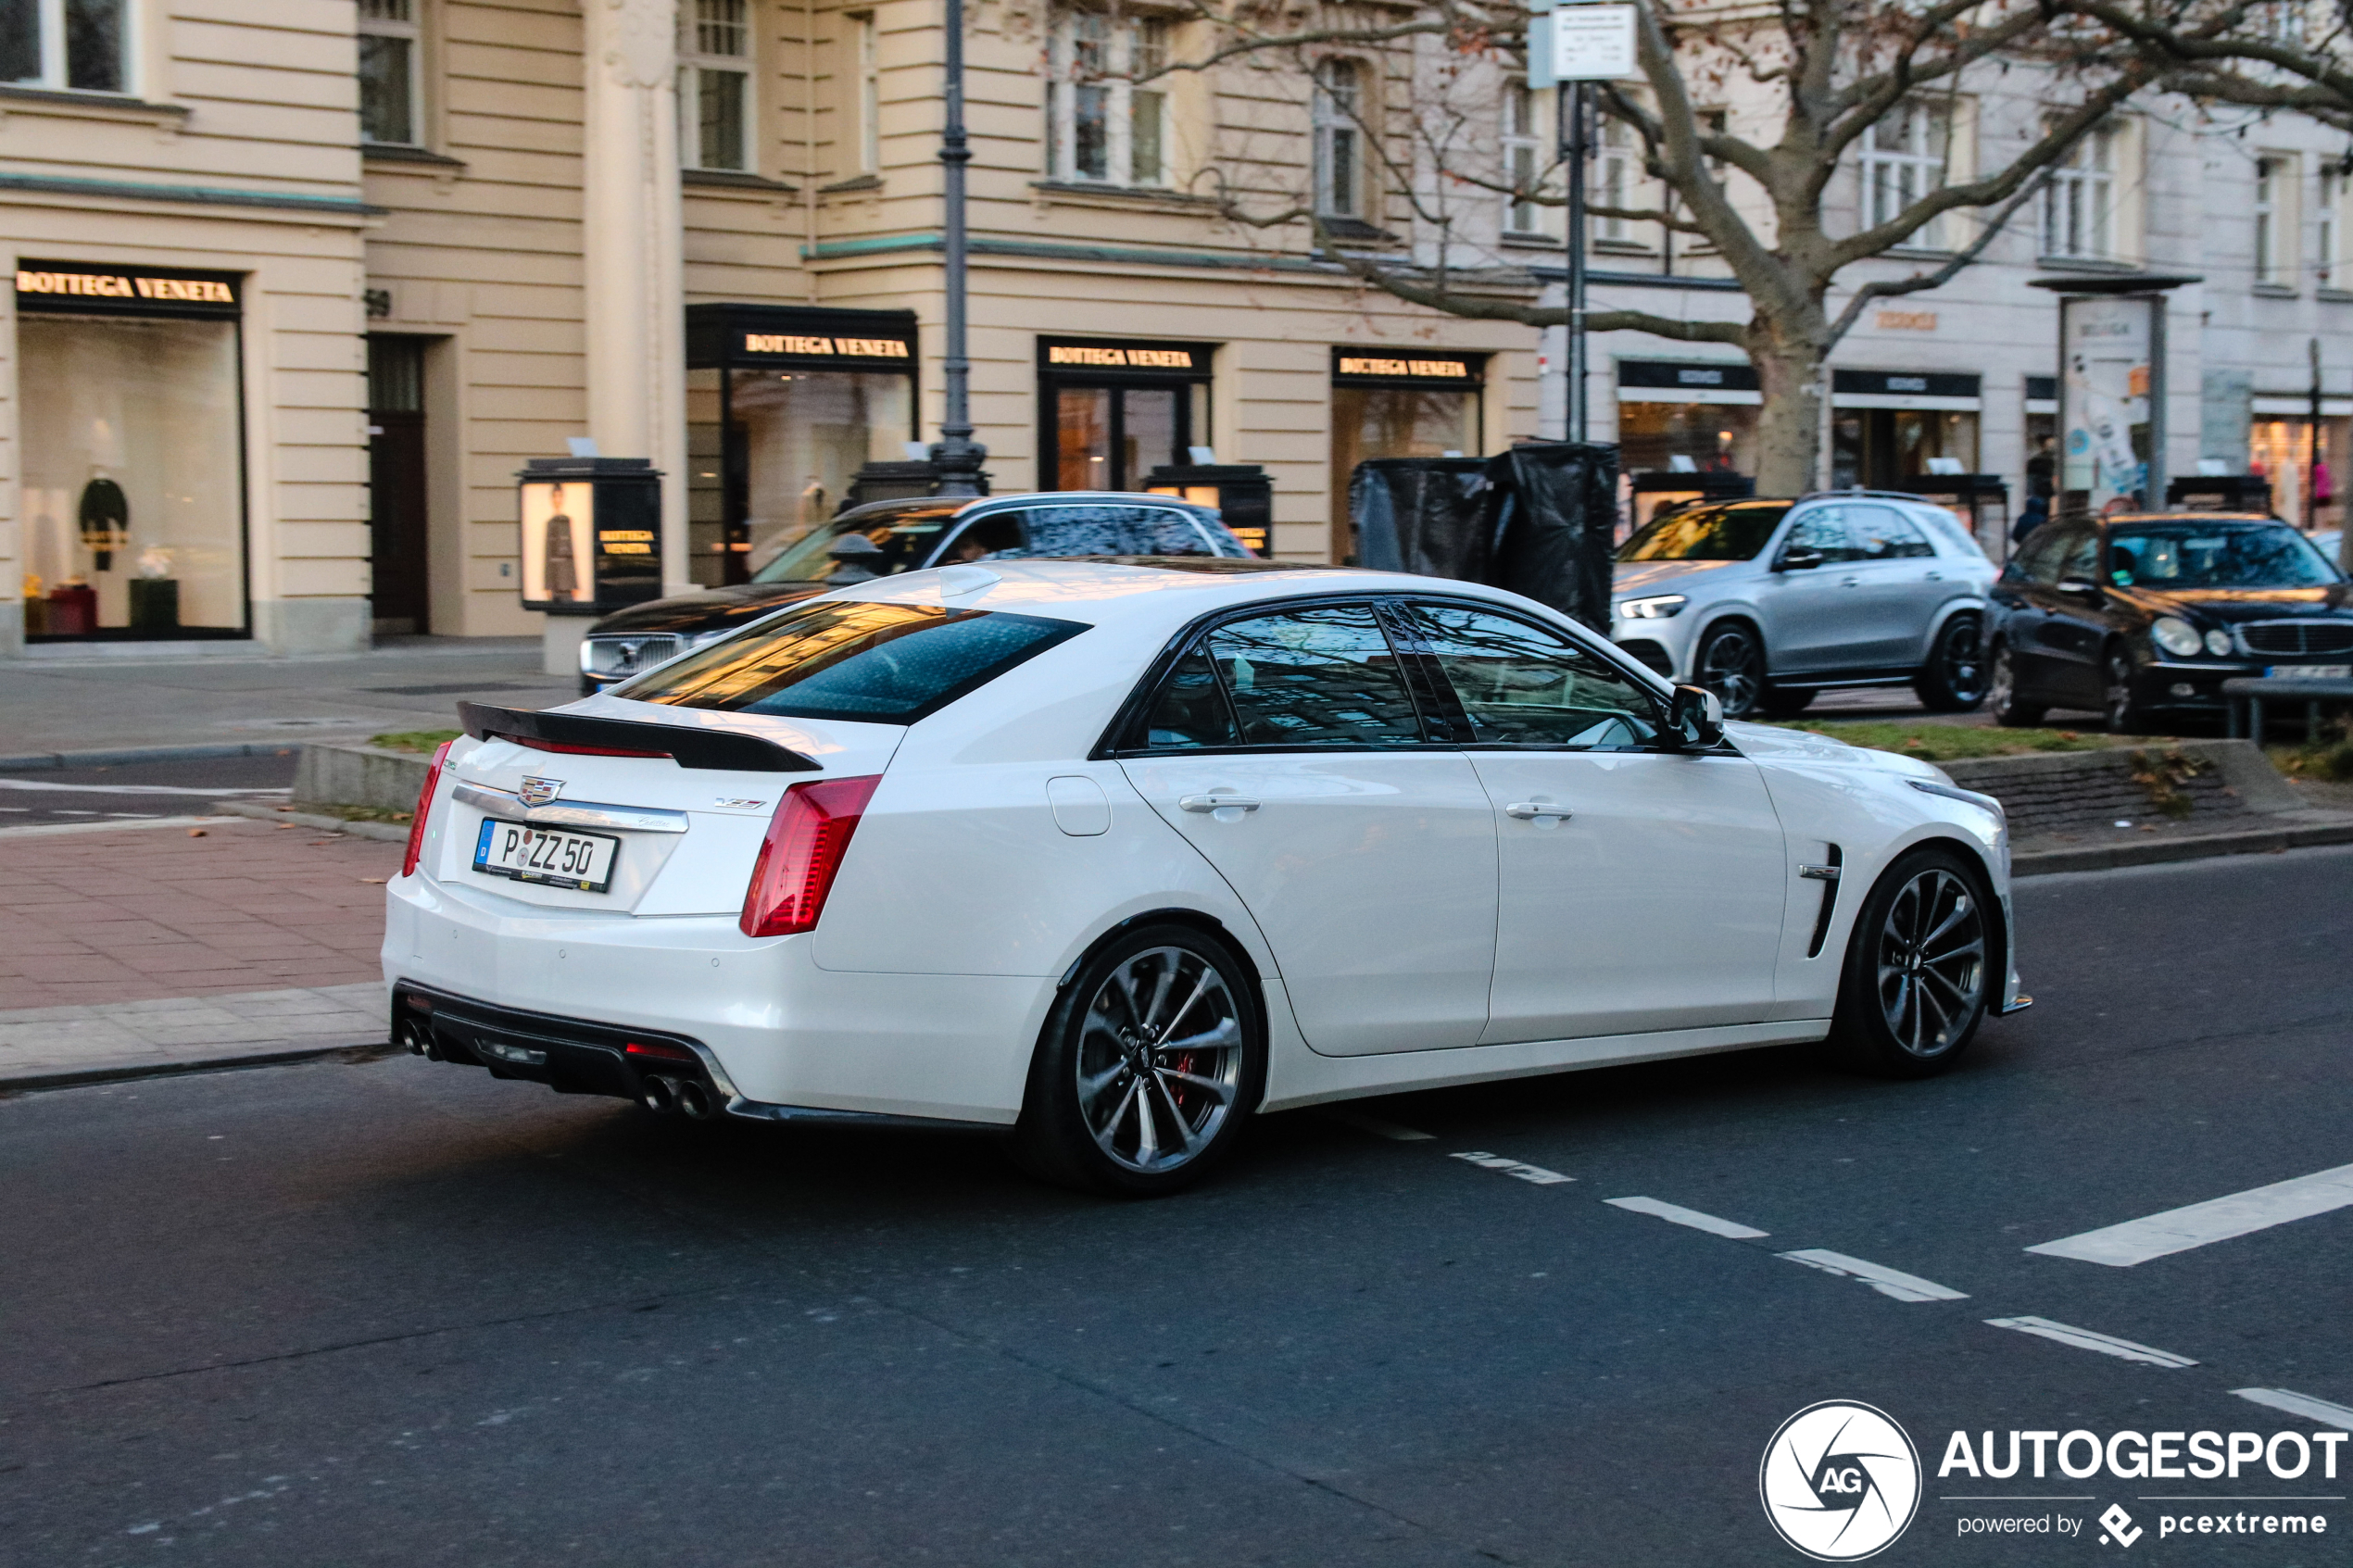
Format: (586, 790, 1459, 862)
(2267, 664, 2351, 679)
(472, 819, 618, 893)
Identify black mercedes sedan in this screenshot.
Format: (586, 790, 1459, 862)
(1987, 511, 2350, 731)
(575, 492, 1252, 693)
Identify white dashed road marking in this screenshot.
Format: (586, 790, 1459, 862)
(1983, 1315, 2197, 1368)
(1325, 1110, 1434, 1142)
(2026, 1161, 2353, 1267)
(1604, 1196, 1769, 1239)
(2233, 1387, 2353, 1428)
(1450, 1151, 1572, 1185)
(1780, 1248, 1969, 1302)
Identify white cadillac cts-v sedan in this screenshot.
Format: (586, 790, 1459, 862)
(384, 559, 2026, 1194)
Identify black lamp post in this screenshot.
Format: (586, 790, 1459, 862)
(928, 0, 988, 495)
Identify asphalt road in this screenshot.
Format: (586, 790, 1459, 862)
(5, 848, 2349, 1566)
(0, 755, 297, 828)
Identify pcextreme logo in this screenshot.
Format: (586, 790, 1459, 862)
(1761, 1401, 1923, 1561)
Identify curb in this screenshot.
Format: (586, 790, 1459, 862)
(2011, 820, 2353, 876)
(0, 1039, 399, 1097)
(208, 800, 412, 842)
(0, 741, 323, 771)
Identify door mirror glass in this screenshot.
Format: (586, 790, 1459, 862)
(1776, 546, 1826, 571)
(1669, 684, 1726, 748)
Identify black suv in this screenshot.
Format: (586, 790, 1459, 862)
(1987, 511, 2350, 731)
(577, 492, 1252, 693)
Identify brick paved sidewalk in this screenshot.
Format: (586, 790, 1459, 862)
(0, 815, 398, 1010)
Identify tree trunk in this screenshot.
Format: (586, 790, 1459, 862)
(1746, 315, 1831, 498)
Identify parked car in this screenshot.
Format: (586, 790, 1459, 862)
(389, 559, 2025, 1195)
(1610, 492, 1998, 719)
(575, 492, 1253, 693)
(1986, 510, 2352, 731)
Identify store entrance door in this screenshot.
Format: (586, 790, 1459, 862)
(1052, 386, 1186, 491)
(367, 336, 431, 635)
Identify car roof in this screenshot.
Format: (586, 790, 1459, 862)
(832, 490, 1221, 525)
(822, 558, 1545, 631)
(2097, 511, 2284, 527)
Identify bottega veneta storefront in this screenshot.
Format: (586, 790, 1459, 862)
(1329, 348, 1489, 558)
(1037, 337, 1216, 492)
(685, 304, 920, 585)
(14, 261, 249, 643)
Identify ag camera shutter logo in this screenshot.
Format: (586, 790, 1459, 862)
(1760, 1401, 1922, 1560)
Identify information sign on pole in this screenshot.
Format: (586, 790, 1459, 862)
(1552, 4, 1637, 82)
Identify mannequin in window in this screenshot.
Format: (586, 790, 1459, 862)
(544, 484, 580, 600)
(79, 475, 129, 571)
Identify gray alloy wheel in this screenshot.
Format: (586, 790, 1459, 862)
(1076, 945, 1246, 1175)
(1013, 924, 1265, 1195)
(1987, 641, 2045, 727)
(1695, 623, 1766, 720)
(1871, 866, 1987, 1060)
(1914, 615, 1987, 712)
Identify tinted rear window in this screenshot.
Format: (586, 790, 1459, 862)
(1619, 502, 1792, 562)
(614, 600, 1087, 723)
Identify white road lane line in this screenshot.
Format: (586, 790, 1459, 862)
(1324, 1110, 1434, 1142)
(1983, 1315, 2197, 1368)
(1450, 1151, 1572, 1185)
(0, 779, 292, 796)
(1604, 1196, 1769, 1240)
(2027, 1161, 2353, 1267)
(1780, 1248, 1969, 1302)
(2233, 1387, 2353, 1428)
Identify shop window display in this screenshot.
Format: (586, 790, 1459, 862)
(19, 314, 245, 639)
(685, 367, 913, 586)
(2248, 418, 2346, 531)
(1617, 402, 1757, 477)
(1831, 408, 1979, 490)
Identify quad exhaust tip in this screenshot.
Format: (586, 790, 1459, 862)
(640, 1075, 716, 1120)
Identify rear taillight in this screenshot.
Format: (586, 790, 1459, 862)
(739, 774, 881, 937)
(401, 740, 455, 878)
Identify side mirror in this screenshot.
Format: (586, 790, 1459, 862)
(1669, 684, 1726, 749)
(2056, 576, 2104, 601)
(1775, 545, 1826, 572)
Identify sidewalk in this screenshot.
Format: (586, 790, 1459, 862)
(0, 637, 573, 762)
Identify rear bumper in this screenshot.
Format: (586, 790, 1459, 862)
(384, 873, 1043, 1125)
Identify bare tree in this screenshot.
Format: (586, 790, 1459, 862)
(1143, 0, 2271, 493)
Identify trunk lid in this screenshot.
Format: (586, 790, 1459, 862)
(427, 700, 903, 916)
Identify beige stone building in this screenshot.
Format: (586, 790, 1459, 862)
(1, 0, 1539, 659)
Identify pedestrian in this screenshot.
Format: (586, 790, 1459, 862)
(2013, 493, 2047, 544)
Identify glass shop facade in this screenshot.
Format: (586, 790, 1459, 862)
(13, 260, 248, 642)
(1036, 336, 1215, 492)
(684, 304, 919, 586)
(1329, 348, 1488, 559)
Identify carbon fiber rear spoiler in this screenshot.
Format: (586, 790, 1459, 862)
(457, 702, 819, 772)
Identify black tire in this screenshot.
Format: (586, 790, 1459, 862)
(1693, 621, 1768, 720)
(2102, 646, 2150, 734)
(1913, 615, 1988, 712)
(1012, 923, 1265, 1197)
(1823, 847, 1994, 1078)
(1757, 685, 1817, 719)
(1987, 641, 2045, 728)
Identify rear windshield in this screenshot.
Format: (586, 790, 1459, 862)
(751, 507, 964, 584)
(1619, 502, 1793, 562)
(613, 600, 1087, 723)
(2107, 524, 2342, 589)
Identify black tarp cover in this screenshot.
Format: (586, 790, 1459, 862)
(1348, 458, 1492, 581)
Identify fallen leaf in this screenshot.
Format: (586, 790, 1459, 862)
(360, 876, 387, 884)
(2138, 823, 2158, 832)
(276, 822, 296, 830)
(186, 828, 208, 837)
(2059, 731, 2080, 740)
(273, 806, 297, 813)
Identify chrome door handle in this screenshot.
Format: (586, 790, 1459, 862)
(1179, 794, 1260, 813)
(1924, 571, 1944, 581)
(1504, 801, 1571, 821)
(1838, 576, 1861, 587)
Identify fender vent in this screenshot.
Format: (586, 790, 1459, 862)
(1805, 845, 1843, 959)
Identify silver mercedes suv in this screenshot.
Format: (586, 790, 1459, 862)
(1609, 492, 1998, 719)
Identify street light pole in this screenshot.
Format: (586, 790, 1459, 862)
(1562, 78, 1588, 445)
(930, 0, 988, 495)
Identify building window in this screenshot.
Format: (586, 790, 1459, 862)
(1859, 102, 1949, 247)
(359, 0, 422, 146)
(2322, 165, 2343, 289)
(1314, 58, 1365, 218)
(1595, 116, 1637, 245)
(850, 11, 879, 173)
(2255, 154, 2294, 286)
(2042, 123, 2117, 261)
(680, 0, 753, 172)
(1047, 7, 1167, 186)
(1502, 83, 1545, 237)
(2, 0, 131, 93)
